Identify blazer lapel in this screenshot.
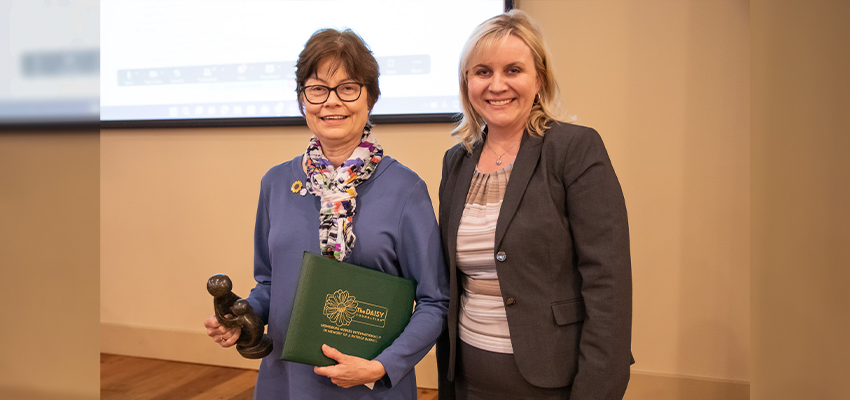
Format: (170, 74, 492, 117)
(447, 142, 483, 265)
(495, 132, 543, 250)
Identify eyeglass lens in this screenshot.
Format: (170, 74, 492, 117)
(303, 83, 362, 104)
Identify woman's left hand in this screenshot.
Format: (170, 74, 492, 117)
(313, 344, 386, 388)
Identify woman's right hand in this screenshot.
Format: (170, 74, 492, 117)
(204, 314, 241, 348)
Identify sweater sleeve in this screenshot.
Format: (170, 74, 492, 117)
(373, 179, 450, 387)
(247, 178, 272, 324)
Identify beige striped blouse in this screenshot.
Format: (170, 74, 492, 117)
(456, 163, 513, 353)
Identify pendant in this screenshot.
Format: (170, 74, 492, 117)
(496, 157, 502, 165)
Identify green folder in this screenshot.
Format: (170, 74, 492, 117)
(280, 251, 416, 367)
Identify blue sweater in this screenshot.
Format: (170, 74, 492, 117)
(246, 154, 449, 400)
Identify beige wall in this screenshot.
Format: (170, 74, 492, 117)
(1, 133, 100, 400)
(518, 0, 751, 381)
(101, 0, 749, 390)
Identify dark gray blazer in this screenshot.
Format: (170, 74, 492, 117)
(436, 122, 633, 399)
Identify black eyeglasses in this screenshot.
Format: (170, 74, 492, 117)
(301, 82, 363, 104)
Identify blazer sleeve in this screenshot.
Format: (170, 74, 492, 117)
(564, 129, 633, 399)
(436, 147, 458, 400)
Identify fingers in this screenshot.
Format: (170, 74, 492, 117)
(313, 345, 342, 378)
(314, 345, 346, 376)
(313, 365, 336, 378)
(313, 367, 357, 388)
(203, 314, 221, 329)
(204, 315, 228, 338)
(204, 314, 240, 347)
(313, 346, 385, 388)
(321, 344, 345, 362)
(204, 314, 235, 330)
(216, 328, 241, 347)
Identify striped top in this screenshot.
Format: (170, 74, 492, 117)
(456, 163, 513, 354)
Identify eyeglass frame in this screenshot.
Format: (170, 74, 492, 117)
(300, 82, 364, 104)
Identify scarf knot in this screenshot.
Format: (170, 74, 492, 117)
(304, 128, 383, 261)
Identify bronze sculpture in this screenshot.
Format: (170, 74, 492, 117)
(207, 274, 273, 359)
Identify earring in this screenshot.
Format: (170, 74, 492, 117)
(534, 93, 541, 105)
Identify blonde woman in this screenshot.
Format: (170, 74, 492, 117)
(437, 10, 633, 400)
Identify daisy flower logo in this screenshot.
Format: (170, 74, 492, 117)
(323, 290, 358, 327)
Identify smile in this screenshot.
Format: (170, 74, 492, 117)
(487, 99, 513, 106)
(321, 115, 348, 121)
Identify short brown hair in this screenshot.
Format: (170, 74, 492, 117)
(295, 28, 381, 116)
(453, 10, 564, 151)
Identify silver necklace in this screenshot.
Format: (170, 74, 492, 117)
(486, 139, 520, 165)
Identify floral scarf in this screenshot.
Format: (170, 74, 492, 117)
(304, 127, 383, 261)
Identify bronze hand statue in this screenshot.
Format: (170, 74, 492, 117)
(207, 274, 273, 359)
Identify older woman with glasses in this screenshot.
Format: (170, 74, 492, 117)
(437, 10, 633, 400)
(203, 28, 448, 399)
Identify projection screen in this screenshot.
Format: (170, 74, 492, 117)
(100, 0, 511, 127)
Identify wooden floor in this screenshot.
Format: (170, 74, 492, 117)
(102, 353, 749, 400)
(101, 354, 438, 400)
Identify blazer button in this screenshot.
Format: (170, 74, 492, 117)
(495, 251, 506, 262)
(505, 297, 516, 306)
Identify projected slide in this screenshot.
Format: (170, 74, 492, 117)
(1, 1, 99, 125)
(100, 0, 506, 123)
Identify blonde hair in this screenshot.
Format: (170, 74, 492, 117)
(452, 9, 564, 151)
